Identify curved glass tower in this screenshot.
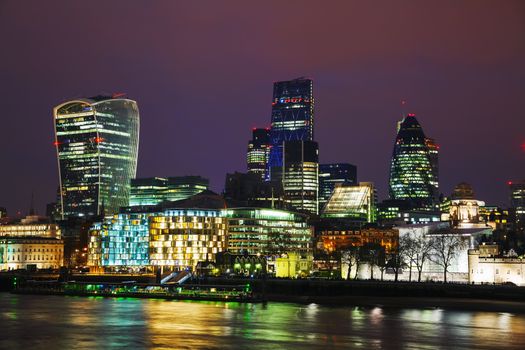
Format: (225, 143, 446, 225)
(389, 114, 438, 210)
(53, 96, 140, 218)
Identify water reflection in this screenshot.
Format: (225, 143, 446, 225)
(1, 294, 525, 349)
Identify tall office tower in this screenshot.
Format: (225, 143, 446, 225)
(425, 137, 440, 200)
(389, 114, 437, 210)
(318, 163, 357, 212)
(247, 128, 270, 180)
(267, 78, 314, 181)
(54, 95, 140, 218)
(282, 141, 319, 214)
(509, 181, 525, 229)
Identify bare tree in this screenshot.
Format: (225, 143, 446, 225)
(341, 246, 361, 280)
(361, 243, 385, 280)
(429, 233, 467, 283)
(401, 231, 434, 282)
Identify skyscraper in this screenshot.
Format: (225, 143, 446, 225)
(267, 78, 314, 181)
(53, 95, 140, 218)
(389, 114, 438, 210)
(247, 128, 270, 180)
(282, 140, 319, 214)
(321, 182, 376, 223)
(318, 163, 357, 212)
(509, 180, 525, 229)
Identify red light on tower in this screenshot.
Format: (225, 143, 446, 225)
(53, 141, 60, 147)
(407, 113, 416, 117)
(521, 143, 525, 152)
(508, 181, 513, 186)
(95, 137, 104, 143)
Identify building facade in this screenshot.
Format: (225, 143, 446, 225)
(54, 96, 140, 218)
(318, 163, 357, 212)
(129, 176, 209, 207)
(247, 128, 270, 180)
(0, 215, 61, 238)
(267, 78, 314, 180)
(282, 140, 319, 214)
(322, 183, 376, 223)
(0, 237, 64, 270)
(389, 114, 438, 210)
(224, 208, 313, 256)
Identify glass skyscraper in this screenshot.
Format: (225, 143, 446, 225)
(318, 163, 357, 212)
(247, 128, 270, 180)
(53, 95, 140, 218)
(267, 78, 314, 180)
(389, 114, 438, 210)
(282, 140, 319, 214)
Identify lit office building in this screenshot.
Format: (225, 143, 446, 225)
(267, 78, 314, 180)
(129, 176, 209, 207)
(149, 209, 226, 270)
(88, 212, 152, 268)
(247, 128, 270, 180)
(318, 163, 357, 212)
(282, 141, 319, 214)
(448, 183, 485, 227)
(223, 208, 313, 256)
(322, 182, 376, 223)
(389, 114, 438, 210)
(0, 215, 61, 238)
(509, 180, 525, 229)
(53, 95, 140, 218)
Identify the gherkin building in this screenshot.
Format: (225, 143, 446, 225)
(389, 114, 438, 210)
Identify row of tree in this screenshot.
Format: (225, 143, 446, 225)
(343, 231, 468, 283)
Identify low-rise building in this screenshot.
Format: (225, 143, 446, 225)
(0, 237, 64, 270)
(468, 244, 525, 286)
(275, 252, 313, 278)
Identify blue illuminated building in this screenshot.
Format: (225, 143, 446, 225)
(267, 78, 314, 181)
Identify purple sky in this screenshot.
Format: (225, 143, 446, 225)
(1, 1, 524, 215)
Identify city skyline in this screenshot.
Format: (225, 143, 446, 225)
(1, 1, 524, 215)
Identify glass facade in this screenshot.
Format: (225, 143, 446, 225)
(223, 208, 313, 256)
(509, 181, 525, 228)
(322, 182, 376, 223)
(318, 163, 357, 213)
(129, 176, 209, 207)
(247, 128, 270, 180)
(267, 78, 314, 180)
(88, 212, 151, 267)
(149, 209, 226, 269)
(54, 96, 140, 218)
(389, 114, 438, 210)
(282, 141, 319, 214)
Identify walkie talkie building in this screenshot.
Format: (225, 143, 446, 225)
(53, 95, 140, 218)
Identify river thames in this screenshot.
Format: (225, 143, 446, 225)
(1, 294, 525, 349)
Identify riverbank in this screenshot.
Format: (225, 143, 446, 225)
(2, 273, 525, 313)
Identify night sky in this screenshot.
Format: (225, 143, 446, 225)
(1, 1, 524, 215)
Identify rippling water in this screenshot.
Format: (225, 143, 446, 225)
(1, 294, 525, 349)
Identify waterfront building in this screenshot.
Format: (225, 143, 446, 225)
(282, 140, 319, 214)
(267, 78, 314, 180)
(318, 226, 398, 255)
(247, 128, 270, 180)
(88, 212, 152, 268)
(389, 114, 438, 210)
(0, 237, 64, 270)
(129, 176, 209, 207)
(322, 183, 376, 223)
(318, 163, 357, 213)
(149, 209, 227, 270)
(223, 208, 313, 256)
(468, 244, 525, 286)
(53, 95, 140, 218)
(0, 215, 61, 238)
(275, 252, 313, 278)
(0, 207, 6, 219)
